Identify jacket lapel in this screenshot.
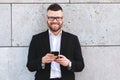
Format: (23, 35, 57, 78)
(42, 30, 51, 73)
(43, 30, 51, 53)
(60, 31, 66, 55)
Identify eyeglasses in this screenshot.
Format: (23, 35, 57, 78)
(47, 16, 63, 21)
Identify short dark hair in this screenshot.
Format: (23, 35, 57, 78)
(47, 3, 63, 11)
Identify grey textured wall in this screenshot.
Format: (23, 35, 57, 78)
(0, 0, 120, 80)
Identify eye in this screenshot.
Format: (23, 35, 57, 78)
(47, 16, 63, 21)
(48, 17, 54, 21)
(56, 17, 63, 20)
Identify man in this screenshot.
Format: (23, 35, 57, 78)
(26, 3, 84, 80)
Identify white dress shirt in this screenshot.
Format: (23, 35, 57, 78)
(49, 30, 62, 78)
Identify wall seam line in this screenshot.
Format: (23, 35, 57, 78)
(0, 45, 120, 48)
(1, 2, 120, 4)
(10, 3, 13, 47)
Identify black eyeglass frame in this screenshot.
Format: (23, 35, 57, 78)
(47, 16, 63, 21)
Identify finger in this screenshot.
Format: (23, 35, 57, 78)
(55, 59, 65, 63)
(58, 55, 64, 57)
(46, 59, 54, 63)
(47, 53, 54, 56)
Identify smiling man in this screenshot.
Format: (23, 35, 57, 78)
(46, 5, 63, 35)
(26, 3, 84, 80)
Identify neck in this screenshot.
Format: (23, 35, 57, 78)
(51, 29, 62, 36)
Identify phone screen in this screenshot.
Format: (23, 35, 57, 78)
(51, 51, 59, 56)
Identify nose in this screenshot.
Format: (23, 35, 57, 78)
(53, 18, 57, 22)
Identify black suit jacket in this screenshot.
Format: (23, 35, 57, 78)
(26, 30, 84, 80)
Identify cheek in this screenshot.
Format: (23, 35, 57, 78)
(59, 21, 63, 25)
(47, 21, 51, 24)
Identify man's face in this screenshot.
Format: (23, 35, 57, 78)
(46, 10, 64, 32)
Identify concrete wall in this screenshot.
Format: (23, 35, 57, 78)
(0, 0, 120, 80)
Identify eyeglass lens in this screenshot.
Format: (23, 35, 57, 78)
(47, 16, 63, 21)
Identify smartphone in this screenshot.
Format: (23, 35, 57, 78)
(51, 51, 59, 56)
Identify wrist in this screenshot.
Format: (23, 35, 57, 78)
(42, 57, 45, 64)
(42, 61, 45, 64)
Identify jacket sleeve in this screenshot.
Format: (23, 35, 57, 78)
(70, 36, 85, 72)
(26, 36, 42, 72)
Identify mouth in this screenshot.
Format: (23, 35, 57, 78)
(51, 23, 59, 26)
(52, 24, 59, 26)
(51, 22, 59, 24)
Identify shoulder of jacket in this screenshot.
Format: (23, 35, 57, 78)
(63, 31, 77, 38)
(33, 30, 48, 38)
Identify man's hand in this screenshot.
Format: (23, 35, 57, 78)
(55, 55, 70, 67)
(42, 53, 57, 64)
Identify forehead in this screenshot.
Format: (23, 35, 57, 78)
(47, 10, 63, 16)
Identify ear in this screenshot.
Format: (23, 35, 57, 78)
(45, 15, 48, 21)
(62, 16, 64, 21)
